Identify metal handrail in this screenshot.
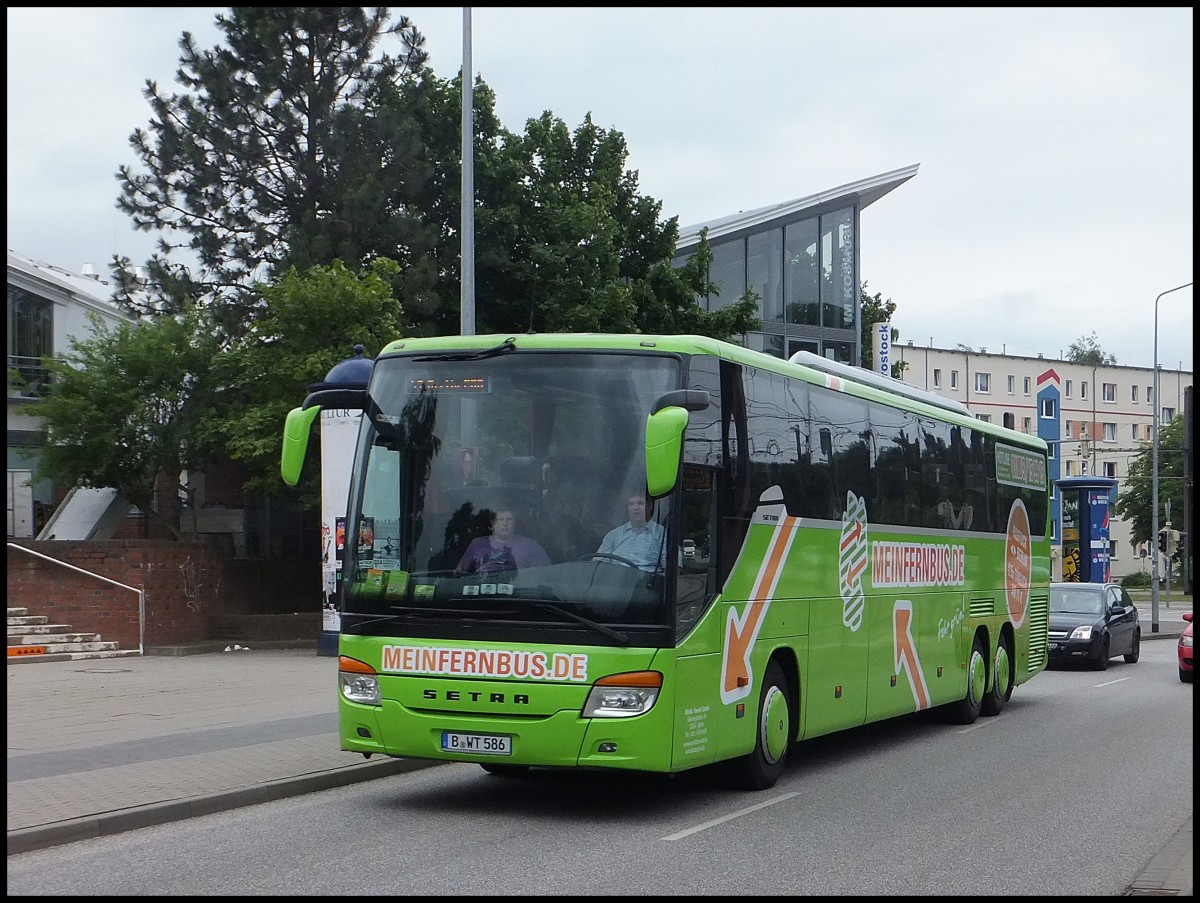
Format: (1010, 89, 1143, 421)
(6, 542, 145, 655)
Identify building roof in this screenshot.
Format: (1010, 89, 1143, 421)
(6, 249, 132, 319)
(676, 163, 920, 250)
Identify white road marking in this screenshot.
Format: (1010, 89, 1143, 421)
(661, 792, 798, 841)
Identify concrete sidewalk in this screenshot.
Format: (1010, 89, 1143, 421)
(6, 611, 1192, 894)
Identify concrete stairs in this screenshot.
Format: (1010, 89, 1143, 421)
(6, 606, 140, 664)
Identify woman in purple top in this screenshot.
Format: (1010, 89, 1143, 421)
(457, 507, 550, 578)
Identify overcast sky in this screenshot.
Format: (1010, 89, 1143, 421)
(6, 7, 1194, 370)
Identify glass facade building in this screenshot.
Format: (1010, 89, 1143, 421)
(672, 165, 918, 367)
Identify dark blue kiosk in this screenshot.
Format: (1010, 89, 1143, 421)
(1055, 475, 1118, 584)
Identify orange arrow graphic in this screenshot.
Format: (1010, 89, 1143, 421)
(722, 515, 799, 701)
(893, 601, 930, 711)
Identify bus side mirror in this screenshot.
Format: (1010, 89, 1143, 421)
(281, 406, 322, 487)
(645, 406, 689, 497)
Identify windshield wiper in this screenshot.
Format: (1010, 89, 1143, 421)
(413, 337, 517, 362)
(531, 602, 629, 646)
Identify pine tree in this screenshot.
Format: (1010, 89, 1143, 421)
(114, 7, 427, 333)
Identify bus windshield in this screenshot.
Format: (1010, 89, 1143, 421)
(340, 349, 680, 644)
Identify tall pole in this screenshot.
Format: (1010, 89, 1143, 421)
(460, 7, 475, 336)
(1151, 281, 1192, 633)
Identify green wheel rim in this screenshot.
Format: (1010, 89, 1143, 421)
(761, 685, 789, 765)
(994, 644, 1011, 698)
(968, 648, 986, 706)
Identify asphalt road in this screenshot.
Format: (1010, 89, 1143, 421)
(7, 640, 1191, 895)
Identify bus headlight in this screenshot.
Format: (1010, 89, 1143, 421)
(582, 671, 662, 718)
(339, 655, 381, 706)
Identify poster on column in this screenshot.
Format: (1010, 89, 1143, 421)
(321, 408, 363, 632)
(1088, 489, 1112, 583)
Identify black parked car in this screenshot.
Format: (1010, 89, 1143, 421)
(1048, 582, 1140, 670)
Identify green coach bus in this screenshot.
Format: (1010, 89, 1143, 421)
(281, 333, 1050, 790)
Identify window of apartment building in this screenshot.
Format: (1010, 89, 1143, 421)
(1006, 375, 1015, 394)
(975, 413, 991, 423)
(1108, 539, 1118, 561)
(1048, 442, 1055, 460)
(1050, 520, 1057, 542)
(1064, 420, 1073, 438)
(974, 372, 990, 394)
(933, 368, 941, 388)
(1022, 416, 1032, 433)
(1081, 381, 1088, 400)
(1065, 460, 1076, 477)
(1065, 379, 1072, 399)
(1041, 398, 1056, 418)
(1147, 386, 1153, 404)
(1023, 376, 1031, 395)
(1132, 385, 1139, 403)
(1162, 406, 1176, 422)
(1102, 382, 1116, 403)
(1104, 461, 1117, 478)
(1081, 460, 1089, 475)
(1132, 423, 1140, 441)
(1003, 412, 1014, 429)
(950, 370, 958, 389)
(1103, 422, 1116, 442)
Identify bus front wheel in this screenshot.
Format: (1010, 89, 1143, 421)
(729, 660, 791, 791)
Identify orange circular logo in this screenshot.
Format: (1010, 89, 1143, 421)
(1005, 500, 1032, 627)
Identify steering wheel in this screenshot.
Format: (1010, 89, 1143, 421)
(584, 552, 641, 569)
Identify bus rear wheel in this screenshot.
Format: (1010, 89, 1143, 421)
(981, 634, 1013, 717)
(947, 635, 986, 725)
(729, 660, 791, 791)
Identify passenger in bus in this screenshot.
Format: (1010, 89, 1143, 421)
(456, 447, 488, 487)
(457, 506, 550, 578)
(595, 492, 667, 573)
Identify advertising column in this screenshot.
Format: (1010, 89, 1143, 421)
(319, 408, 362, 655)
(1054, 476, 1117, 584)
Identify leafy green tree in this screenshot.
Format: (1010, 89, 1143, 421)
(1112, 414, 1186, 544)
(216, 259, 408, 500)
(113, 7, 428, 328)
(367, 75, 759, 339)
(860, 283, 908, 377)
(1066, 332, 1117, 365)
(35, 307, 223, 539)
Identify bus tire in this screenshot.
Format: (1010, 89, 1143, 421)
(948, 635, 986, 725)
(480, 763, 530, 777)
(981, 633, 1013, 717)
(730, 660, 791, 791)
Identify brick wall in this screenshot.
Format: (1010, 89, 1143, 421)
(6, 540, 319, 648)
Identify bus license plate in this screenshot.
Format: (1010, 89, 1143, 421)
(441, 731, 512, 756)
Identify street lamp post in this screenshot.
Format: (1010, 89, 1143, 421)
(1151, 281, 1192, 633)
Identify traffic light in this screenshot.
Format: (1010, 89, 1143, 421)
(1157, 529, 1167, 554)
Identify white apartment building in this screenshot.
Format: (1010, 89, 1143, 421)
(893, 341, 1192, 581)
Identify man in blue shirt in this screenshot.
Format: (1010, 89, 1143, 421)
(596, 492, 666, 573)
